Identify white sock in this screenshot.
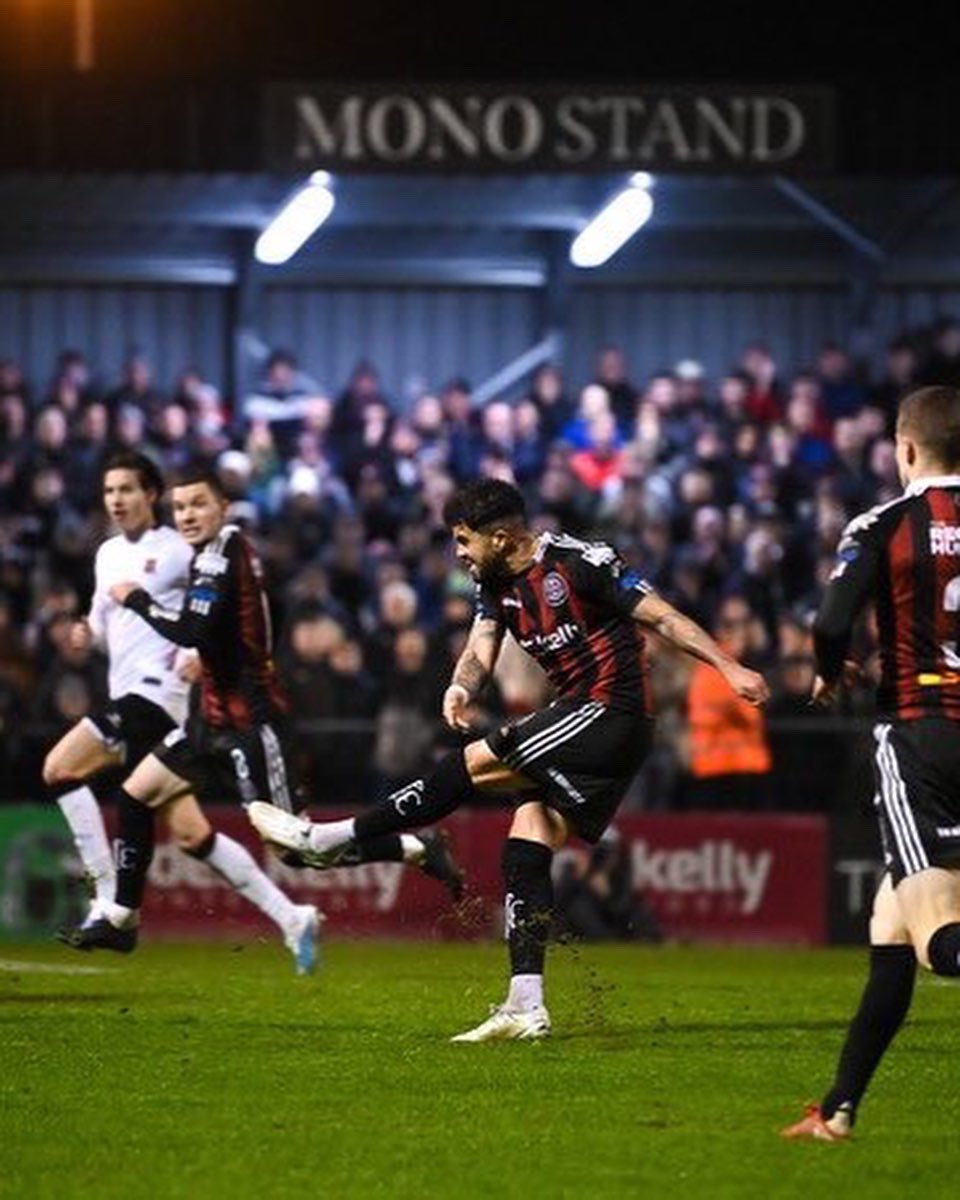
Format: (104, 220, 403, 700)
(400, 834, 425, 865)
(105, 903, 138, 929)
(203, 833, 298, 931)
(507, 973, 544, 1012)
(57, 786, 115, 905)
(307, 817, 356, 856)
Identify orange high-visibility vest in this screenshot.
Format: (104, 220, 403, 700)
(687, 660, 772, 778)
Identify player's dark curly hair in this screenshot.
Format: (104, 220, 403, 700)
(103, 451, 164, 499)
(442, 478, 527, 531)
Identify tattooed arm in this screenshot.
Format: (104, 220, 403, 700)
(443, 617, 504, 730)
(633, 591, 770, 706)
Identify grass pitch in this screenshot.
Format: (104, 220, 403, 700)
(1, 939, 957, 1199)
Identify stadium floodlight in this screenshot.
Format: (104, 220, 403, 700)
(254, 172, 335, 265)
(569, 173, 655, 269)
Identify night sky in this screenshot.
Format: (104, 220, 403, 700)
(0, 0, 956, 84)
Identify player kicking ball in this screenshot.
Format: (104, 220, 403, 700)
(250, 479, 768, 1040)
(782, 386, 960, 1141)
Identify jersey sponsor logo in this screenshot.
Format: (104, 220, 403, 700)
(543, 571, 570, 607)
(518, 621, 581, 654)
(936, 825, 960, 838)
(929, 523, 960, 556)
(195, 547, 229, 576)
(501, 596, 522, 608)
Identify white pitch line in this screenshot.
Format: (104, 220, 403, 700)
(0, 957, 118, 976)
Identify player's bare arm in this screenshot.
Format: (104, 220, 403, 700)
(633, 591, 770, 705)
(443, 617, 504, 730)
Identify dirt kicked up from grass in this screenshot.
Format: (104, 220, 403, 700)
(1, 940, 957, 1199)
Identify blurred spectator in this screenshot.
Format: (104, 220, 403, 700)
(594, 344, 638, 427)
(682, 595, 772, 809)
(332, 359, 390, 445)
(553, 829, 663, 942)
(740, 342, 782, 424)
(527, 363, 573, 441)
(919, 315, 960, 387)
(0, 356, 31, 406)
(104, 349, 166, 425)
(816, 341, 865, 420)
(869, 336, 918, 429)
(243, 348, 312, 457)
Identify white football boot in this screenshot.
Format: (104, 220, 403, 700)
(247, 802, 343, 867)
(283, 904, 324, 976)
(451, 1004, 552, 1043)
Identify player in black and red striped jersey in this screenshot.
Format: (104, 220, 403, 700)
(64, 465, 463, 956)
(784, 385, 960, 1142)
(250, 479, 768, 1041)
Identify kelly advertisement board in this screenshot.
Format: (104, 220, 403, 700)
(0, 806, 827, 945)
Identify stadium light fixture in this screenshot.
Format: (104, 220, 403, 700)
(254, 171, 335, 265)
(569, 173, 655, 269)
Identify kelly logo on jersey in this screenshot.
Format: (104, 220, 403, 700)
(519, 622, 581, 654)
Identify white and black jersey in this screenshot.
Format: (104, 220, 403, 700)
(88, 525, 193, 727)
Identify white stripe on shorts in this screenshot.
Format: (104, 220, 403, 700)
(503, 701, 604, 769)
(260, 724, 292, 812)
(874, 723, 928, 874)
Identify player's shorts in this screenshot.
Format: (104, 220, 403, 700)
(153, 718, 300, 811)
(486, 699, 653, 843)
(873, 719, 960, 884)
(83, 694, 178, 766)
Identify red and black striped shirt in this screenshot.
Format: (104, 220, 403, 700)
(815, 476, 960, 721)
(125, 524, 288, 731)
(476, 532, 654, 715)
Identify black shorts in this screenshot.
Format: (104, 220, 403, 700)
(486, 699, 653, 843)
(153, 719, 300, 811)
(873, 719, 960, 884)
(85, 694, 178, 767)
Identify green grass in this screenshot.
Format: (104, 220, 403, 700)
(0, 939, 956, 1199)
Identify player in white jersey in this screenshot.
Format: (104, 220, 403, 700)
(46, 452, 322, 973)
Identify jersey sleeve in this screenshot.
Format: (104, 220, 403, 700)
(124, 534, 235, 650)
(86, 546, 110, 648)
(814, 505, 894, 683)
(568, 544, 654, 617)
(474, 582, 504, 626)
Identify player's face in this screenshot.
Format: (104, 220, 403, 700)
(103, 468, 155, 537)
(451, 523, 509, 583)
(171, 482, 228, 546)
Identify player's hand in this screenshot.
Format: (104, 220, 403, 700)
(68, 618, 92, 651)
(109, 581, 139, 605)
(175, 649, 202, 683)
(442, 684, 472, 731)
(811, 660, 860, 709)
(723, 662, 770, 706)
(810, 674, 839, 708)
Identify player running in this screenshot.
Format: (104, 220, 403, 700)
(61, 463, 461, 958)
(250, 478, 769, 1040)
(51, 452, 324, 972)
(783, 385, 960, 1141)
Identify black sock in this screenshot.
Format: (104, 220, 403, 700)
(927, 922, 960, 976)
(335, 835, 407, 865)
(502, 838, 554, 977)
(353, 751, 476, 839)
(821, 944, 916, 1122)
(113, 788, 156, 910)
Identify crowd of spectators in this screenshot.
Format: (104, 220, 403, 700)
(4, 314, 960, 810)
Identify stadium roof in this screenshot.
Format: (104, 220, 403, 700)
(1, 171, 959, 289)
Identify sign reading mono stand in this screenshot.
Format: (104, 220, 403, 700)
(263, 84, 834, 173)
